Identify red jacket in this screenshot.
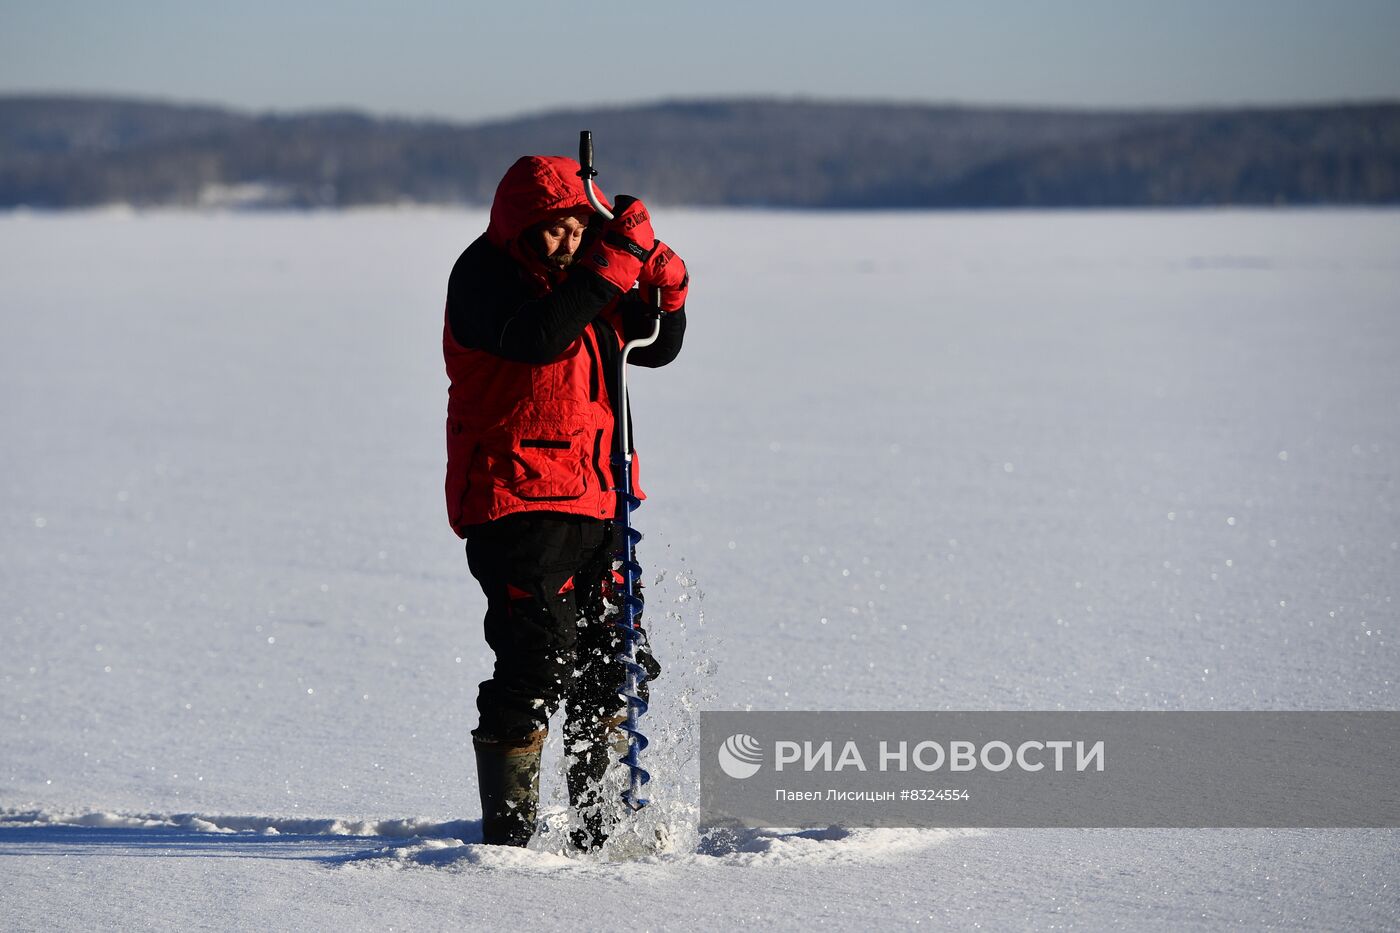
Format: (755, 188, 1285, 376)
(443, 156, 685, 536)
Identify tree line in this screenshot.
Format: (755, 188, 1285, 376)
(2, 95, 1397, 209)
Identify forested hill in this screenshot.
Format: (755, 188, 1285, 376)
(2, 95, 1397, 209)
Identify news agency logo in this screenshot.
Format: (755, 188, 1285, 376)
(702, 712, 1400, 829)
(717, 733, 764, 779)
(714, 733, 1107, 779)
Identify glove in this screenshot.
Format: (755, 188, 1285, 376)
(638, 240, 689, 311)
(579, 195, 655, 292)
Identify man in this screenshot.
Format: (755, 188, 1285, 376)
(443, 155, 687, 849)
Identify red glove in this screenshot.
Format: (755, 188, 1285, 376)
(638, 240, 689, 311)
(579, 195, 655, 292)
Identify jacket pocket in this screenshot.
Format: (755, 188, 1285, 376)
(503, 427, 590, 502)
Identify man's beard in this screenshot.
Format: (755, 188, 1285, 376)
(548, 252, 574, 270)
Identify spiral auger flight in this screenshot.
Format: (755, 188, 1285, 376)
(612, 465, 652, 811)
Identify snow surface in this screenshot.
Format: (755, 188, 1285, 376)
(1, 206, 1397, 930)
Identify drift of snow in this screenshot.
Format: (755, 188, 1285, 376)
(2, 806, 961, 870)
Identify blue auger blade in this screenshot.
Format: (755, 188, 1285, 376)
(619, 739, 651, 811)
(613, 589, 652, 810)
(611, 447, 655, 811)
(621, 672, 646, 708)
(619, 722, 650, 755)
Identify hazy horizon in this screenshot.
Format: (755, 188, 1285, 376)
(4, 1, 1399, 124)
(5, 88, 1400, 128)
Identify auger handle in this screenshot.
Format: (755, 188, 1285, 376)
(617, 293, 662, 459)
(580, 127, 660, 455)
(578, 130, 613, 220)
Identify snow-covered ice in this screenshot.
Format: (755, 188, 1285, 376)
(1, 207, 1397, 930)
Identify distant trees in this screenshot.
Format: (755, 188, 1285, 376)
(1, 95, 1397, 209)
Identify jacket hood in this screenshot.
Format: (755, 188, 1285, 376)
(486, 155, 610, 252)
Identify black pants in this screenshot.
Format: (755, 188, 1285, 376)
(465, 512, 658, 741)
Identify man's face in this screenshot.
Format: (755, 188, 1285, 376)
(536, 214, 590, 269)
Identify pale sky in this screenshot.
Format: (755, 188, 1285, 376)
(3, 0, 1398, 122)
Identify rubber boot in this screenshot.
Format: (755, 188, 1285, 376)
(473, 729, 546, 846)
(565, 712, 630, 852)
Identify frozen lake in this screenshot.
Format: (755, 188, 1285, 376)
(1, 207, 1397, 929)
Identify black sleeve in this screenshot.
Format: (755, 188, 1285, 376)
(619, 296, 686, 368)
(447, 238, 622, 364)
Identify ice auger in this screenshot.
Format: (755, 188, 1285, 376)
(578, 130, 660, 811)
